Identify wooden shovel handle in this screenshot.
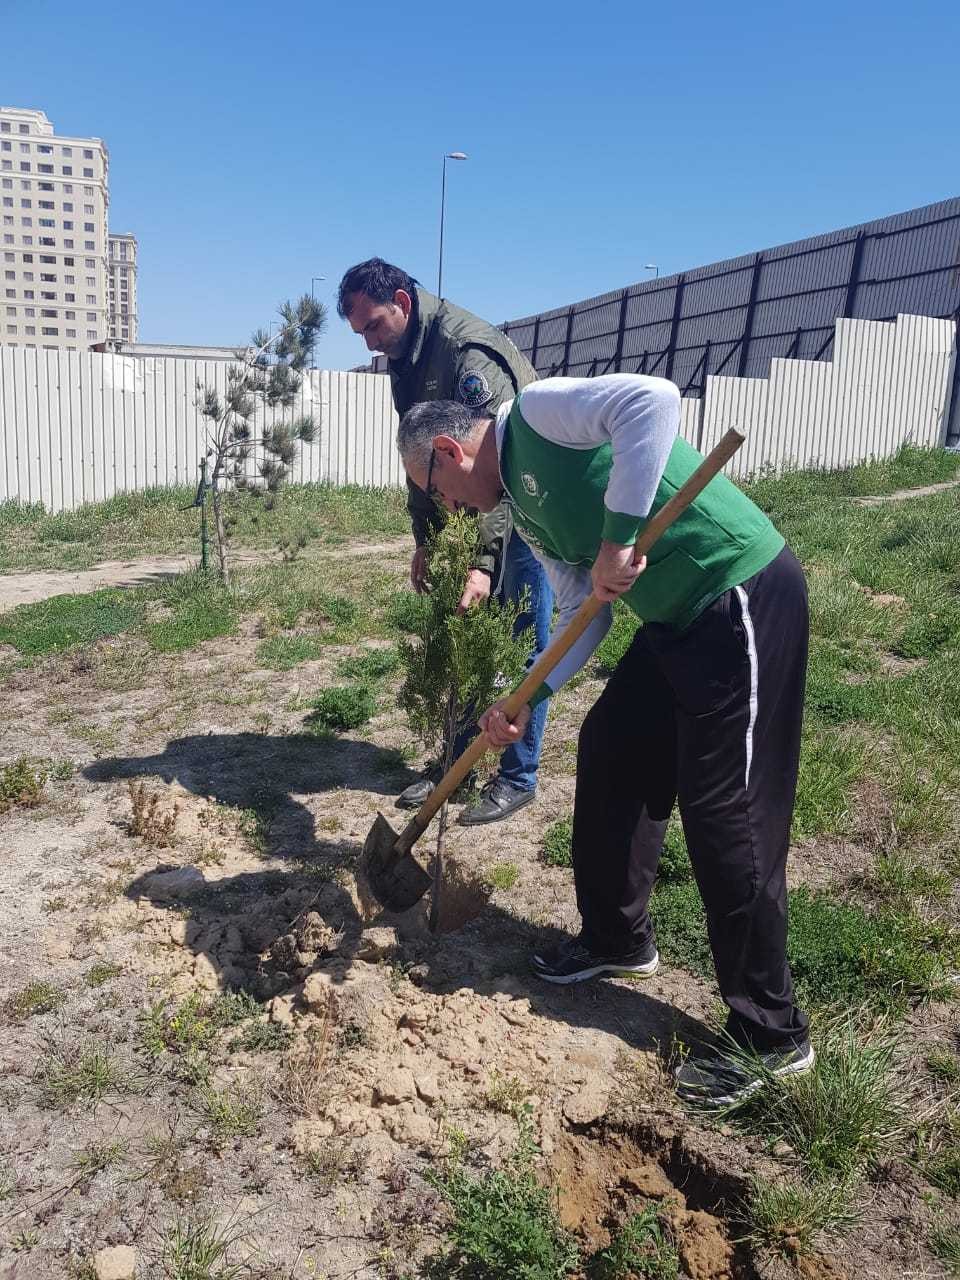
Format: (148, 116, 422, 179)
(394, 427, 746, 854)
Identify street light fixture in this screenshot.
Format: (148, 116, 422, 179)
(644, 263, 660, 279)
(438, 151, 468, 298)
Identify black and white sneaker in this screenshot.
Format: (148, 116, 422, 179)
(674, 1040, 815, 1108)
(532, 934, 659, 985)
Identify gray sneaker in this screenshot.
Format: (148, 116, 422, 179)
(532, 934, 660, 984)
(675, 1040, 815, 1108)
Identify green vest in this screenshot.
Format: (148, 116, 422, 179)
(500, 400, 784, 630)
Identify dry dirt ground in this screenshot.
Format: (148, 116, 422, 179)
(0, 537, 951, 1279)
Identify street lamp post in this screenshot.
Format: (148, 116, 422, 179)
(438, 151, 468, 298)
(644, 263, 660, 279)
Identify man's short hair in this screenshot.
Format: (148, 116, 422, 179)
(397, 400, 486, 466)
(337, 258, 418, 319)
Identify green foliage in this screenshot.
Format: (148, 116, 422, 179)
(192, 1084, 262, 1141)
(926, 1050, 960, 1085)
(0, 756, 47, 814)
(427, 1115, 579, 1279)
(305, 684, 377, 732)
(542, 819, 573, 868)
(228, 1020, 292, 1053)
(399, 512, 533, 761)
(387, 590, 431, 634)
(787, 887, 958, 1012)
(0, 588, 141, 654)
(648, 881, 712, 978)
(930, 1219, 960, 1275)
(658, 821, 692, 883)
(146, 572, 238, 652)
(792, 725, 866, 840)
(587, 1206, 679, 1280)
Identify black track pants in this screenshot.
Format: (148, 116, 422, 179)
(572, 545, 810, 1051)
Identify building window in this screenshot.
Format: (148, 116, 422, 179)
(19, 163, 30, 173)
(63, 221, 73, 230)
(41, 272, 55, 281)
(20, 199, 32, 208)
(85, 275, 95, 286)
(1, 198, 9, 208)
(2, 269, 11, 279)
(39, 255, 54, 263)
(65, 309, 75, 318)
(18, 124, 28, 134)
(22, 253, 32, 262)
(122, 328, 129, 338)
(63, 184, 72, 193)
(86, 311, 96, 321)
(0, 123, 9, 132)
(65, 275, 74, 284)
(24, 306, 35, 316)
(1, 179, 11, 189)
(85, 294, 96, 304)
(86, 329, 96, 339)
(82, 168, 93, 178)
(4, 289, 13, 298)
(64, 256, 74, 266)
(5, 324, 15, 334)
(1, 216, 10, 227)
(38, 182, 53, 192)
(39, 200, 52, 209)
(41, 291, 56, 300)
(22, 235, 33, 245)
(62, 146, 72, 156)
(119, 242, 128, 260)
(39, 237, 54, 246)
(62, 166, 73, 176)
(41, 327, 58, 336)
(65, 294, 75, 303)
(2, 236, 13, 245)
(4, 304, 14, 314)
(25, 325, 35, 335)
(63, 239, 73, 249)
(41, 309, 56, 317)
(66, 328, 76, 337)
(23, 290, 34, 300)
(39, 219, 54, 228)
(20, 143, 29, 153)
(0, 142, 9, 151)
(84, 241, 94, 250)
(83, 222, 94, 232)
(38, 144, 52, 155)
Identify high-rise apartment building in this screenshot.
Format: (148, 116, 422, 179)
(108, 233, 138, 342)
(1, 106, 110, 350)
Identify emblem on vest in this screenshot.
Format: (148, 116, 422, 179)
(457, 369, 492, 407)
(424, 378, 438, 393)
(521, 472, 540, 497)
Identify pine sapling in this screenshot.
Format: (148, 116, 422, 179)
(195, 295, 326, 580)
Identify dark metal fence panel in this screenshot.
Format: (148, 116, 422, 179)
(498, 196, 960, 401)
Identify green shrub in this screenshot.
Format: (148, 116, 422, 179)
(593, 601, 641, 676)
(305, 685, 377, 732)
(588, 1206, 679, 1279)
(542, 819, 573, 868)
(387, 591, 430, 633)
(0, 757, 47, 814)
(428, 1117, 579, 1279)
(658, 822, 692, 883)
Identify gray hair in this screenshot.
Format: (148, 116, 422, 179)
(396, 399, 488, 466)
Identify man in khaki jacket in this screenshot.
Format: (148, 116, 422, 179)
(338, 258, 553, 825)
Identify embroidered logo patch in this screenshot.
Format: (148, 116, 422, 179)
(424, 378, 438, 393)
(521, 472, 540, 497)
(457, 369, 492, 407)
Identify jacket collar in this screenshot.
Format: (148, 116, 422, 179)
(396, 286, 442, 368)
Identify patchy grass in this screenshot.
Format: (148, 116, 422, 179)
(192, 1083, 262, 1143)
(336, 645, 401, 681)
(159, 1211, 248, 1280)
(722, 1022, 908, 1183)
(0, 482, 409, 573)
(255, 633, 327, 670)
(741, 1176, 858, 1258)
(4, 980, 65, 1020)
(85, 962, 123, 988)
(486, 862, 520, 892)
(0, 589, 143, 655)
(34, 1038, 133, 1108)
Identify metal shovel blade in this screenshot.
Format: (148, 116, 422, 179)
(361, 812, 432, 912)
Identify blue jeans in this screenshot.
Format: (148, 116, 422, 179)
(454, 531, 554, 792)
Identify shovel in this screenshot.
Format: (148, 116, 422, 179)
(362, 427, 747, 911)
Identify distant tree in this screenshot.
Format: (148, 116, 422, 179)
(398, 511, 533, 929)
(195, 295, 326, 580)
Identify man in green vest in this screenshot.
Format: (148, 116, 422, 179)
(395, 373, 813, 1106)
(337, 258, 553, 825)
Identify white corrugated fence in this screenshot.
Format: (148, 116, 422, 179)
(0, 312, 956, 512)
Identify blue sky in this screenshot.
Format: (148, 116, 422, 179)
(5, 0, 958, 369)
